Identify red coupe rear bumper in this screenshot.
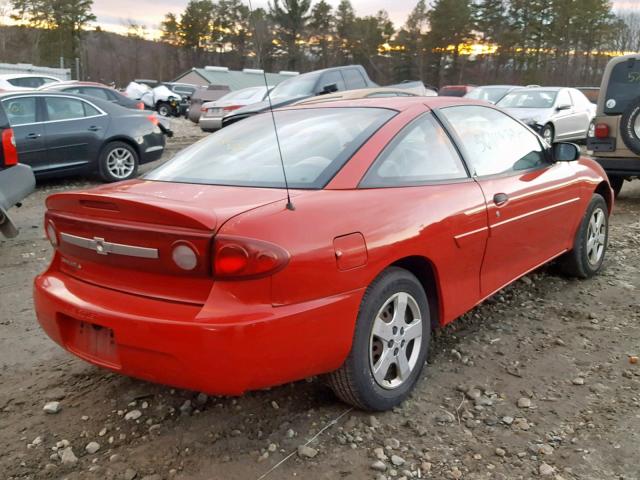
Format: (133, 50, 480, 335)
(33, 271, 362, 395)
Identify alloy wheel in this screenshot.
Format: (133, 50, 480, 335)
(369, 292, 423, 390)
(586, 207, 606, 266)
(106, 148, 135, 179)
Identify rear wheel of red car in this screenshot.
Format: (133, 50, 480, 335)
(99, 141, 139, 182)
(327, 267, 430, 411)
(559, 193, 609, 279)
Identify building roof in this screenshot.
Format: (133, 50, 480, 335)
(174, 66, 298, 91)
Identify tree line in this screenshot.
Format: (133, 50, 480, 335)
(3, 0, 640, 87)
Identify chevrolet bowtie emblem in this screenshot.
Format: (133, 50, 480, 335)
(59, 232, 159, 259)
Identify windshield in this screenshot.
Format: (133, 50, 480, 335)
(604, 59, 640, 115)
(146, 107, 395, 189)
(221, 87, 265, 102)
(497, 90, 557, 108)
(269, 75, 318, 101)
(466, 87, 513, 103)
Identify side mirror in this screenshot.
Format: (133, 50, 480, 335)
(556, 103, 571, 111)
(552, 142, 581, 162)
(320, 83, 338, 95)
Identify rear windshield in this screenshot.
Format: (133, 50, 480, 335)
(439, 87, 466, 97)
(604, 59, 640, 115)
(146, 107, 395, 189)
(497, 90, 557, 108)
(466, 87, 513, 103)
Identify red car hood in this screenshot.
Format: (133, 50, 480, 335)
(46, 179, 295, 231)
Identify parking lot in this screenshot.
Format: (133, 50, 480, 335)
(0, 119, 638, 480)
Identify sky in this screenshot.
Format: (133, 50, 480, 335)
(92, 0, 636, 37)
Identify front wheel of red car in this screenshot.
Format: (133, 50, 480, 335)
(327, 267, 430, 411)
(559, 193, 609, 279)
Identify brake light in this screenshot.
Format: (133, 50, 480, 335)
(213, 236, 289, 279)
(136, 102, 145, 110)
(147, 114, 159, 126)
(2, 128, 18, 166)
(594, 123, 609, 139)
(223, 105, 242, 112)
(201, 106, 207, 112)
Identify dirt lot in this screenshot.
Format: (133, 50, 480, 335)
(1, 120, 639, 480)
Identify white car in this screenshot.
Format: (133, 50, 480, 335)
(497, 87, 596, 143)
(0, 74, 61, 91)
(200, 86, 270, 132)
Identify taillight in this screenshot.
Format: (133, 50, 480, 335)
(213, 236, 289, 279)
(594, 123, 609, 139)
(201, 106, 207, 112)
(136, 102, 145, 110)
(45, 220, 58, 248)
(223, 105, 242, 112)
(147, 114, 159, 126)
(2, 128, 18, 166)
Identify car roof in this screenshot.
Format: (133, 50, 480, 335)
(517, 86, 565, 92)
(284, 95, 486, 112)
(294, 87, 417, 105)
(0, 74, 60, 80)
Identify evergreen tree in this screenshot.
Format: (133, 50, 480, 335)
(269, 0, 312, 70)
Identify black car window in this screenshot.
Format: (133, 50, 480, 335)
(83, 102, 101, 117)
(7, 77, 47, 88)
(318, 71, 346, 93)
(2, 97, 37, 126)
(81, 87, 110, 101)
(361, 113, 467, 187)
(343, 69, 367, 89)
(440, 105, 547, 177)
(45, 97, 98, 121)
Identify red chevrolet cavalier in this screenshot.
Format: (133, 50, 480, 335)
(34, 97, 613, 411)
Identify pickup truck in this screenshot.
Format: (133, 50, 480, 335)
(221, 65, 425, 128)
(0, 103, 35, 238)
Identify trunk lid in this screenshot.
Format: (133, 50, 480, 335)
(46, 180, 290, 304)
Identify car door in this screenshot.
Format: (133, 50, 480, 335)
(553, 89, 583, 140)
(569, 89, 594, 137)
(42, 96, 109, 171)
(0, 95, 48, 173)
(359, 112, 489, 319)
(438, 105, 584, 297)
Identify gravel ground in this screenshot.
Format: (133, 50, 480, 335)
(1, 120, 639, 480)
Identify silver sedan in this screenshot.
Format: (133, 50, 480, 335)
(497, 87, 595, 143)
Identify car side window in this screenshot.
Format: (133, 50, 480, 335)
(46, 97, 99, 121)
(439, 105, 548, 177)
(343, 69, 367, 89)
(2, 97, 37, 126)
(81, 87, 110, 101)
(361, 113, 468, 187)
(318, 71, 346, 93)
(557, 89, 572, 107)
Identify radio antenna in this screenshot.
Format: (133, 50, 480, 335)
(246, 0, 295, 211)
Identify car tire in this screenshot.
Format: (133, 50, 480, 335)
(559, 193, 609, 279)
(619, 97, 640, 155)
(609, 175, 624, 198)
(327, 267, 431, 411)
(542, 124, 555, 144)
(98, 141, 139, 183)
(157, 102, 171, 117)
